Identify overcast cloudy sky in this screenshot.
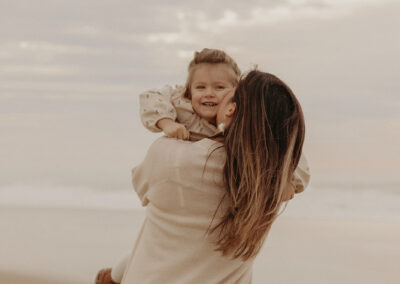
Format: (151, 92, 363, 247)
(1, 0, 399, 190)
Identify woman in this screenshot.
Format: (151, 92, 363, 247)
(100, 70, 305, 284)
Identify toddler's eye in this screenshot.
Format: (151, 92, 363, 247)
(195, 86, 205, 89)
(217, 85, 225, 89)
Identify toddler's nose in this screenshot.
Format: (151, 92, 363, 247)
(204, 87, 216, 97)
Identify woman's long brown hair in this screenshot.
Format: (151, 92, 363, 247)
(211, 70, 305, 260)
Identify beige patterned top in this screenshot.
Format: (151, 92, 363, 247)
(139, 85, 217, 138)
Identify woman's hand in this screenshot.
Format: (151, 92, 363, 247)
(157, 118, 190, 140)
(282, 182, 295, 201)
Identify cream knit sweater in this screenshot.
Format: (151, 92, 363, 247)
(121, 137, 254, 284)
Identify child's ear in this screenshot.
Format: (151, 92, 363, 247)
(226, 102, 236, 118)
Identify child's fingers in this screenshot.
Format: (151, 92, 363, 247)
(177, 129, 184, 140)
(165, 129, 178, 139)
(174, 125, 188, 140)
(164, 123, 189, 140)
(178, 127, 187, 140)
(183, 129, 190, 140)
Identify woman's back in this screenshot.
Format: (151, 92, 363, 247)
(121, 137, 254, 284)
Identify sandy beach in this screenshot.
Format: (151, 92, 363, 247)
(0, 271, 70, 284)
(1, 204, 399, 284)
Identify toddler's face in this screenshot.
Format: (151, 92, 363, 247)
(190, 63, 235, 124)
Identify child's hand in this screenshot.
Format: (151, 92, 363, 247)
(157, 118, 190, 140)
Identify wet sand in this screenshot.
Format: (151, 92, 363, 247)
(1, 205, 399, 284)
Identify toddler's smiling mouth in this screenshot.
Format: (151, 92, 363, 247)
(202, 102, 218, 107)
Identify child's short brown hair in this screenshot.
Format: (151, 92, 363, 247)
(183, 48, 241, 99)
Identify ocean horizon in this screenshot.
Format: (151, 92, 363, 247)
(1, 178, 399, 224)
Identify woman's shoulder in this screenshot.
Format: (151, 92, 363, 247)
(157, 136, 222, 147)
(150, 138, 226, 186)
(150, 137, 225, 162)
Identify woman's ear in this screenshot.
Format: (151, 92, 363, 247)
(226, 102, 236, 118)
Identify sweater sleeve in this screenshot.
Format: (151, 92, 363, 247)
(292, 153, 311, 194)
(139, 85, 183, 132)
(131, 138, 167, 206)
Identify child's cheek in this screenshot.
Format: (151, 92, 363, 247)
(191, 101, 202, 115)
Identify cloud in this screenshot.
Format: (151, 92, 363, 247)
(1, 0, 399, 184)
(1, 1, 398, 113)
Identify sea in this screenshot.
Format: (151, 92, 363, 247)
(1, 178, 399, 224)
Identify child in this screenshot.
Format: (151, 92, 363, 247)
(139, 48, 241, 141)
(95, 48, 310, 284)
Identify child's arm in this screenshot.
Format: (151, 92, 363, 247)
(157, 118, 189, 140)
(139, 85, 189, 139)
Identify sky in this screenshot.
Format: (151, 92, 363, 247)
(1, 0, 399, 191)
